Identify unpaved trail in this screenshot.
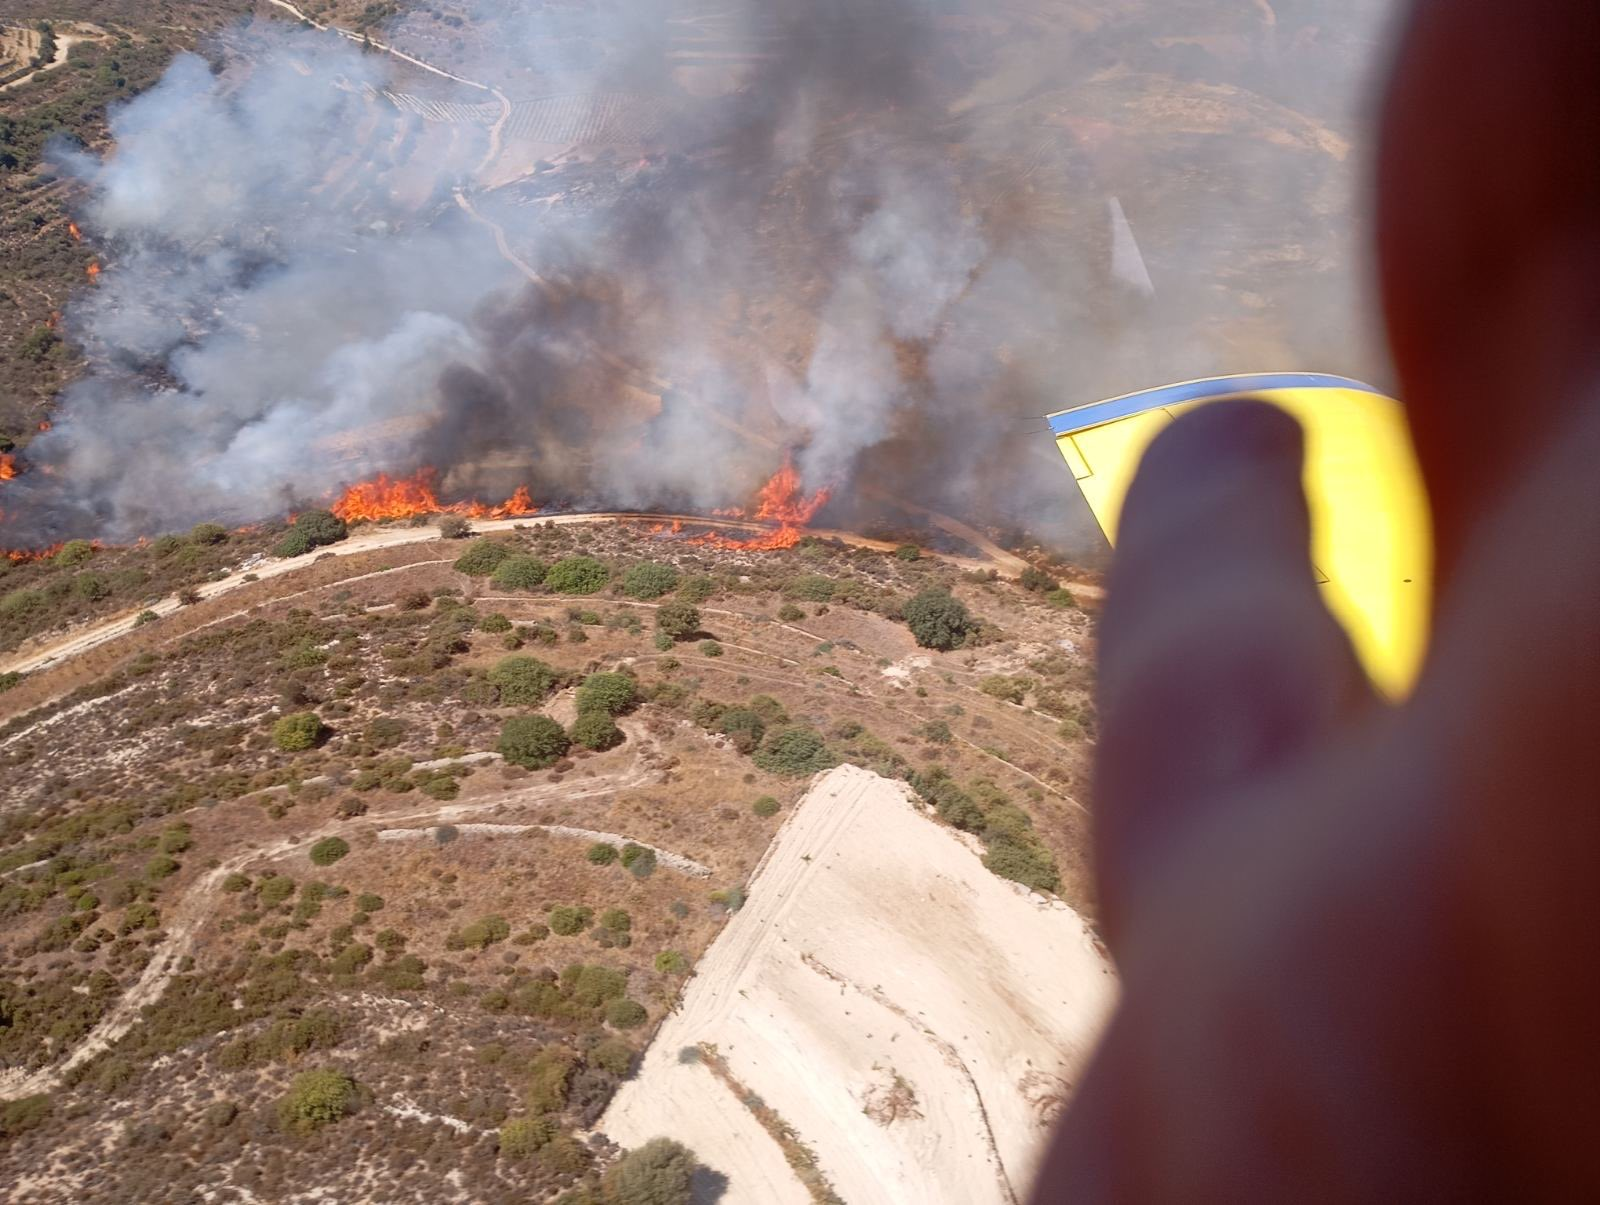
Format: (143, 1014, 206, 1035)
(0, 744, 660, 1097)
(376, 822, 712, 877)
(602, 765, 1116, 1205)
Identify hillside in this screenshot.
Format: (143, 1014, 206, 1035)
(0, 514, 1106, 1201)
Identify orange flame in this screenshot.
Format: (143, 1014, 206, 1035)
(695, 456, 831, 551)
(86, 262, 101, 281)
(37, 420, 51, 432)
(0, 454, 16, 481)
(68, 222, 82, 242)
(329, 467, 538, 524)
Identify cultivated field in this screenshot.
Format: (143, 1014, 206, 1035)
(603, 764, 1116, 1205)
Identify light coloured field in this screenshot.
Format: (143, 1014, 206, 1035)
(602, 764, 1116, 1204)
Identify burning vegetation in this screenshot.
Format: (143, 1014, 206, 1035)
(329, 468, 535, 524)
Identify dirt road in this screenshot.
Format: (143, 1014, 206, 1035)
(602, 765, 1115, 1204)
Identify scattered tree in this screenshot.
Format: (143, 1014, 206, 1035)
(488, 655, 556, 705)
(309, 837, 349, 867)
(453, 538, 515, 576)
(604, 1137, 699, 1205)
(622, 561, 680, 599)
(545, 555, 609, 594)
(294, 509, 348, 547)
(570, 709, 624, 751)
(904, 588, 974, 650)
(499, 714, 570, 769)
(654, 599, 700, 641)
(605, 998, 648, 1030)
(437, 515, 471, 539)
(753, 725, 837, 776)
(276, 1069, 358, 1134)
(490, 553, 549, 591)
(576, 671, 638, 716)
(272, 712, 323, 752)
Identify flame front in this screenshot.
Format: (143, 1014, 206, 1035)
(696, 456, 831, 550)
(86, 262, 101, 281)
(330, 468, 537, 523)
(68, 222, 82, 242)
(0, 454, 15, 482)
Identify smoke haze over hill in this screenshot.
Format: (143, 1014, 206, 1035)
(2, 0, 1398, 548)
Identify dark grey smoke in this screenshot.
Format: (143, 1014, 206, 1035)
(2, 0, 1400, 550)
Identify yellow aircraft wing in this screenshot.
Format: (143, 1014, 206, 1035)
(1048, 373, 1432, 698)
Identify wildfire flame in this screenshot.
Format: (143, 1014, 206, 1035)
(329, 467, 538, 524)
(68, 222, 82, 242)
(38, 420, 51, 432)
(0, 454, 15, 481)
(86, 262, 101, 281)
(695, 456, 831, 551)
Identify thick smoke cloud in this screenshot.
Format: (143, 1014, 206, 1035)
(3, 0, 1399, 549)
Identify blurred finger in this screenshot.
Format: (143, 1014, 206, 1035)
(1095, 401, 1371, 938)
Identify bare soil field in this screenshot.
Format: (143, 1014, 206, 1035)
(602, 764, 1116, 1205)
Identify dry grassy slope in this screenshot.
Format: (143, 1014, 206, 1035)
(0, 520, 1100, 1201)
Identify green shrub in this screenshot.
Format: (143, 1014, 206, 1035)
(273, 529, 314, 558)
(590, 1037, 634, 1076)
(587, 843, 619, 865)
(309, 837, 350, 867)
(438, 515, 471, 539)
(751, 795, 780, 818)
(479, 612, 513, 633)
(605, 998, 648, 1029)
(356, 893, 384, 912)
(363, 716, 407, 750)
(653, 632, 674, 652)
(654, 599, 700, 640)
(570, 709, 624, 751)
(753, 725, 837, 776)
(499, 715, 570, 769)
(576, 671, 638, 716)
(55, 538, 97, 566)
(146, 853, 180, 880)
(499, 1114, 555, 1158)
(619, 844, 657, 879)
(159, 827, 191, 854)
(189, 523, 228, 546)
(258, 875, 296, 907)
(453, 539, 515, 577)
(698, 640, 723, 657)
(459, 915, 511, 949)
(0, 1095, 52, 1139)
(600, 908, 632, 934)
(222, 873, 251, 893)
(904, 588, 974, 650)
(490, 554, 549, 591)
(545, 555, 608, 594)
(783, 574, 836, 602)
(488, 655, 556, 705)
(777, 602, 805, 622)
(133, 609, 159, 627)
(919, 720, 954, 744)
(715, 707, 765, 754)
(982, 835, 1060, 893)
(604, 1137, 698, 1204)
(276, 1069, 358, 1134)
(622, 561, 680, 599)
(272, 712, 323, 752)
(294, 509, 348, 547)
(894, 543, 922, 561)
(980, 675, 1031, 704)
(1045, 588, 1078, 610)
(654, 950, 690, 974)
(1020, 565, 1056, 593)
(549, 905, 593, 937)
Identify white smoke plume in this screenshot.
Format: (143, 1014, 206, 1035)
(3, 0, 1401, 548)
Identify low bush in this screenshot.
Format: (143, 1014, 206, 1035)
(490, 554, 549, 591)
(545, 555, 609, 594)
(272, 712, 323, 752)
(549, 905, 593, 937)
(753, 725, 837, 776)
(499, 714, 570, 769)
(622, 561, 679, 599)
(276, 1069, 358, 1134)
(488, 655, 556, 705)
(605, 998, 648, 1029)
(570, 709, 623, 751)
(751, 795, 780, 818)
(903, 588, 974, 650)
(587, 843, 618, 865)
(454, 539, 516, 576)
(576, 671, 638, 716)
(308, 837, 349, 867)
